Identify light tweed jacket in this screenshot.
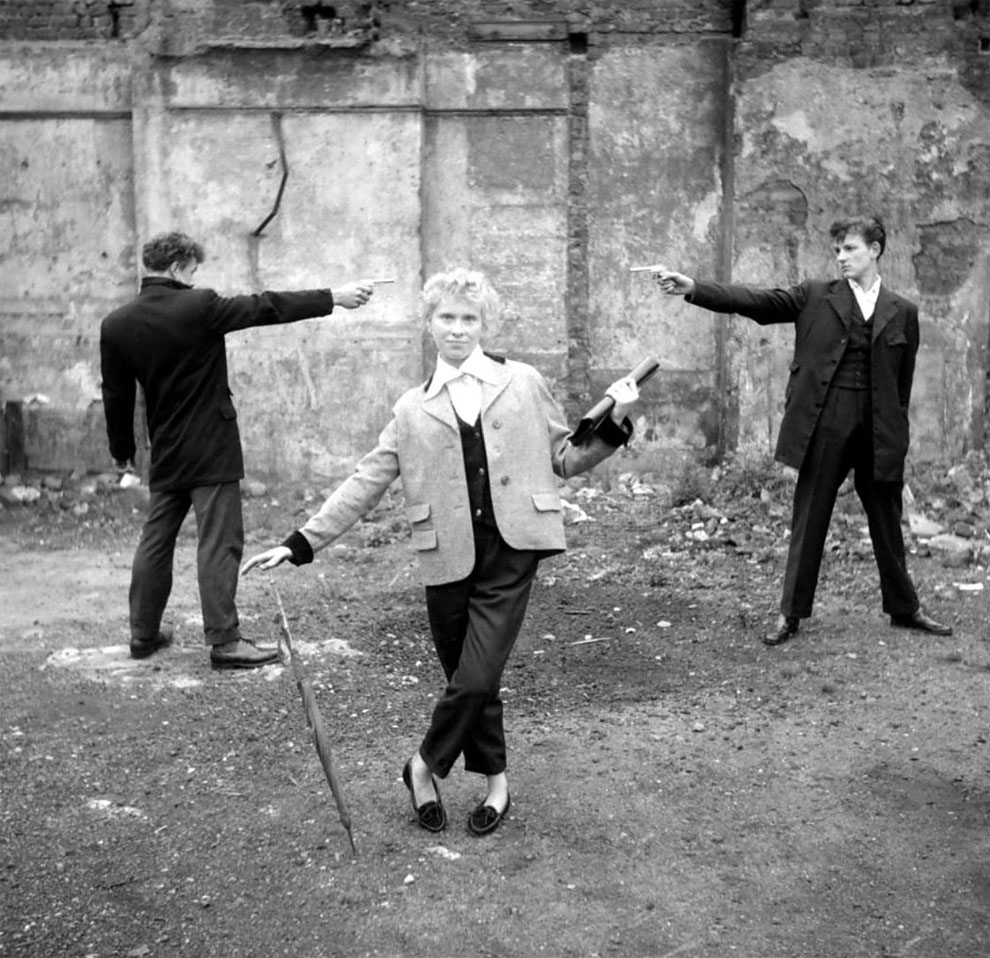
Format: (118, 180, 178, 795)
(285, 356, 630, 586)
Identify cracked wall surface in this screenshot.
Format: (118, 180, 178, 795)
(1, 0, 988, 482)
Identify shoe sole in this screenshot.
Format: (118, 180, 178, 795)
(209, 656, 279, 670)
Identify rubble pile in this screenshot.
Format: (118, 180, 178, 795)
(3, 452, 990, 569)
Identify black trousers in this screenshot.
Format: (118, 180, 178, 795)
(129, 481, 244, 645)
(420, 525, 540, 778)
(781, 387, 918, 620)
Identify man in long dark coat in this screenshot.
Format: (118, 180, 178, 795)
(654, 214, 951, 645)
(100, 231, 373, 668)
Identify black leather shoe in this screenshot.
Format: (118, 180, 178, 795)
(402, 760, 446, 832)
(210, 639, 279, 669)
(763, 615, 800, 646)
(130, 626, 174, 659)
(467, 793, 511, 837)
(890, 609, 953, 636)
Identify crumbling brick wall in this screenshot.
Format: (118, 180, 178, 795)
(0, 0, 143, 40)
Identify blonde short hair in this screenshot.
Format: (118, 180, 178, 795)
(421, 268, 500, 324)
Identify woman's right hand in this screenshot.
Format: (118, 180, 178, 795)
(240, 546, 292, 575)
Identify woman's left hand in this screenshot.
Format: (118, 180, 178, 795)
(605, 376, 640, 422)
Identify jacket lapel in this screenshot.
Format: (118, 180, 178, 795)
(421, 384, 459, 432)
(480, 361, 512, 415)
(824, 281, 854, 332)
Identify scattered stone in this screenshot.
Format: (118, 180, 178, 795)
(927, 533, 972, 556)
(940, 551, 972, 569)
(907, 513, 943, 537)
(0, 486, 23, 507)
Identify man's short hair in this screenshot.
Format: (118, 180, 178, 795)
(142, 232, 206, 271)
(829, 215, 886, 258)
(421, 268, 500, 324)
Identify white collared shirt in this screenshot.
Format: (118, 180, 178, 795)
(424, 345, 499, 424)
(848, 275, 881, 321)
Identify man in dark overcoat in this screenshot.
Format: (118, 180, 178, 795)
(654, 214, 951, 645)
(100, 231, 373, 668)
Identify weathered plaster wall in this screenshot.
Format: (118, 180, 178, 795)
(137, 50, 425, 478)
(587, 40, 732, 470)
(421, 46, 571, 375)
(0, 45, 135, 470)
(724, 0, 990, 472)
(723, 55, 990, 468)
(1, 0, 988, 485)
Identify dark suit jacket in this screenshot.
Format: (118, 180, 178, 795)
(689, 279, 919, 482)
(100, 277, 334, 492)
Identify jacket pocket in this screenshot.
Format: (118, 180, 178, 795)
(406, 503, 431, 523)
(531, 492, 562, 513)
(885, 330, 908, 347)
(410, 530, 438, 551)
(406, 503, 437, 551)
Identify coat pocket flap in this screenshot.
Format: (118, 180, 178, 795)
(789, 360, 801, 373)
(410, 529, 438, 551)
(531, 492, 562, 512)
(406, 502, 431, 523)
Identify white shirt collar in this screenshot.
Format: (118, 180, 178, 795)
(848, 274, 882, 321)
(848, 274, 881, 298)
(424, 345, 499, 399)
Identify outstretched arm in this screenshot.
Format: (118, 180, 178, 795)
(241, 416, 401, 576)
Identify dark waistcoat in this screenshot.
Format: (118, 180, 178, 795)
(457, 413, 497, 529)
(831, 299, 872, 390)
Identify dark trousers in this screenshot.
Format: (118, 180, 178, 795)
(129, 481, 244, 645)
(420, 525, 540, 778)
(782, 387, 918, 619)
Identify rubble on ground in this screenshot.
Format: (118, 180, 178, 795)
(4, 451, 990, 567)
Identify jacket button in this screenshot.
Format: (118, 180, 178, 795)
(474, 508, 482, 517)
(501, 475, 510, 486)
(479, 467, 486, 476)
(492, 420, 502, 429)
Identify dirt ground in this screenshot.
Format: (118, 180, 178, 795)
(1, 470, 988, 958)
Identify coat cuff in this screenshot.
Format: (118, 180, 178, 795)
(595, 414, 633, 447)
(282, 530, 314, 566)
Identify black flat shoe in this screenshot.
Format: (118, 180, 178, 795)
(763, 615, 799, 646)
(402, 760, 447, 833)
(467, 793, 511, 837)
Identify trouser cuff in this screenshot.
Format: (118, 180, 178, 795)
(204, 628, 242, 646)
